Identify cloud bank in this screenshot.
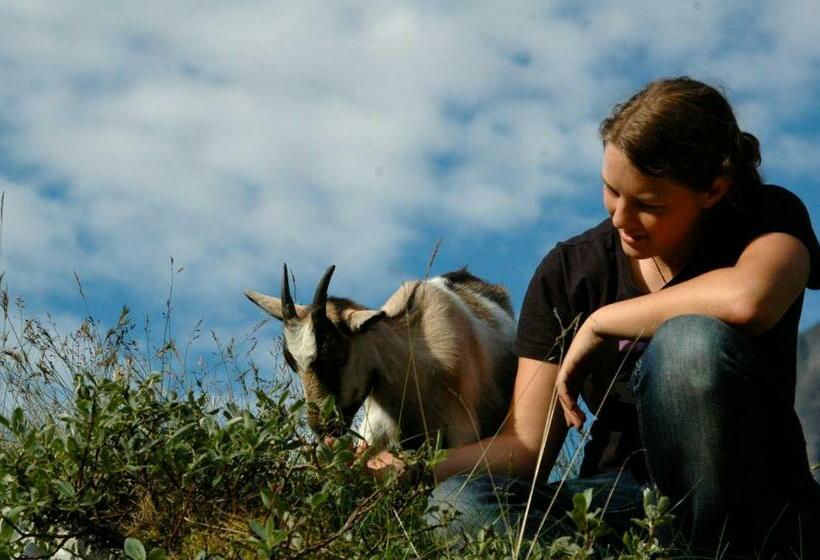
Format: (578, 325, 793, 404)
(0, 0, 818, 340)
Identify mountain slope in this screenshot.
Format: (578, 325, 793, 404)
(797, 323, 820, 482)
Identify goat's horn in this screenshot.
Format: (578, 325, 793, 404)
(281, 264, 297, 321)
(312, 265, 336, 311)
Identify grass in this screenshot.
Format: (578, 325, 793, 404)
(0, 271, 686, 559)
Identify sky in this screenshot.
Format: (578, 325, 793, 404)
(0, 0, 819, 377)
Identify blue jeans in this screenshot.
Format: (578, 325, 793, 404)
(430, 316, 820, 557)
(428, 469, 650, 545)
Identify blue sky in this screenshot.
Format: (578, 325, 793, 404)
(0, 1, 818, 374)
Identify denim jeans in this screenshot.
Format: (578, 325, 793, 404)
(428, 469, 651, 546)
(429, 315, 820, 557)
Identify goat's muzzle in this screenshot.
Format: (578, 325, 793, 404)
(305, 397, 358, 439)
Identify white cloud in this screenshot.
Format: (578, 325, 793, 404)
(768, 133, 820, 179)
(0, 0, 818, 338)
(0, 178, 82, 293)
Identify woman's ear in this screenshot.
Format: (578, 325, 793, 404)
(703, 175, 732, 209)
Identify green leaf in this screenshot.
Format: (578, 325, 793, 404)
(260, 488, 273, 510)
(568, 488, 594, 531)
(268, 529, 287, 548)
(168, 423, 195, 442)
(249, 519, 269, 541)
(2, 506, 26, 521)
(657, 495, 670, 515)
(243, 412, 257, 431)
(51, 436, 66, 454)
(54, 479, 76, 498)
(124, 537, 147, 560)
(65, 435, 79, 456)
(266, 492, 288, 518)
(11, 407, 24, 434)
(147, 548, 167, 560)
(332, 450, 355, 465)
(308, 490, 329, 508)
(0, 518, 15, 542)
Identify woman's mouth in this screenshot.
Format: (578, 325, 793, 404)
(620, 231, 647, 244)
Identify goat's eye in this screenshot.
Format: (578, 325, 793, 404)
(334, 344, 349, 367)
(321, 338, 348, 367)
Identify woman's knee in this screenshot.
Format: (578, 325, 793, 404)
(428, 475, 472, 513)
(426, 474, 511, 538)
(634, 315, 752, 397)
(652, 315, 738, 362)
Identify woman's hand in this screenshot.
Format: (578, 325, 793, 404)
(355, 441, 404, 479)
(555, 314, 607, 430)
(323, 438, 407, 480)
(364, 449, 407, 480)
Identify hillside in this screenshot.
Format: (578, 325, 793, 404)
(797, 323, 820, 482)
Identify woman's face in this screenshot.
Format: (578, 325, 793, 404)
(601, 144, 724, 267)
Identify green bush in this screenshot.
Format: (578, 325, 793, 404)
(0, 367, 439, 558)
(0, 287, 678, 559)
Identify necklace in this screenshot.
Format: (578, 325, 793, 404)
(651, 257, 669, 286)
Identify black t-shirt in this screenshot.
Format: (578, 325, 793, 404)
(516, 184, 820, 481)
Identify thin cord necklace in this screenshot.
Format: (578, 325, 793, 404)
(651, 257, 669, 286)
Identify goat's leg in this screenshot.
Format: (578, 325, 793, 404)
(357, 397, 399, 450)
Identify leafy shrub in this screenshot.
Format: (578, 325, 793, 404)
(0, 368, 440, 558)
(0, 283, 679, 559)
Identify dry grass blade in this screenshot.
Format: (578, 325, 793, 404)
(522, 328, 648, 560)
(0, 191, 4, 265)
(73, 270, 87, 306)
(423, 238, 442, 281)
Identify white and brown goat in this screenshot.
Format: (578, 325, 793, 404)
(246, 265, 517, 449)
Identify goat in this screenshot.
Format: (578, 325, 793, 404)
(245, 265, 517, 449)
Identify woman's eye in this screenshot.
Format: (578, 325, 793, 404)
(638, 202, 664, 211)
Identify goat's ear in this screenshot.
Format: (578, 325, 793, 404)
(344, 309, 387, 333)
(245, 290, 306, 321)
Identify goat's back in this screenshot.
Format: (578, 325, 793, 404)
(440, 268, 514, 319)
(376, 269, 517, 445)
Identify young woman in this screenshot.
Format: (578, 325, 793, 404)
(370, 77, 820, 557)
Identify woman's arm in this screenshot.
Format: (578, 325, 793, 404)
(594, 232, 811, 339)
(557, 231, 812, 429)
(432, 357, 568, 482)
(366, 357, 568, 483)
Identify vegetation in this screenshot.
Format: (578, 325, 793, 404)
(0, 276, 678, 559)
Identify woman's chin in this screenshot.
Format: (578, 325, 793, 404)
(620, 239, 652, 259)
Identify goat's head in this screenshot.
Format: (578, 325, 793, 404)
(246, 264, 385, 437)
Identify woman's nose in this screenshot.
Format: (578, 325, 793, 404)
(610, 199, 630, 229)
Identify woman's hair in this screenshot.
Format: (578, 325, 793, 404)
(599, 77, 762, 194)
